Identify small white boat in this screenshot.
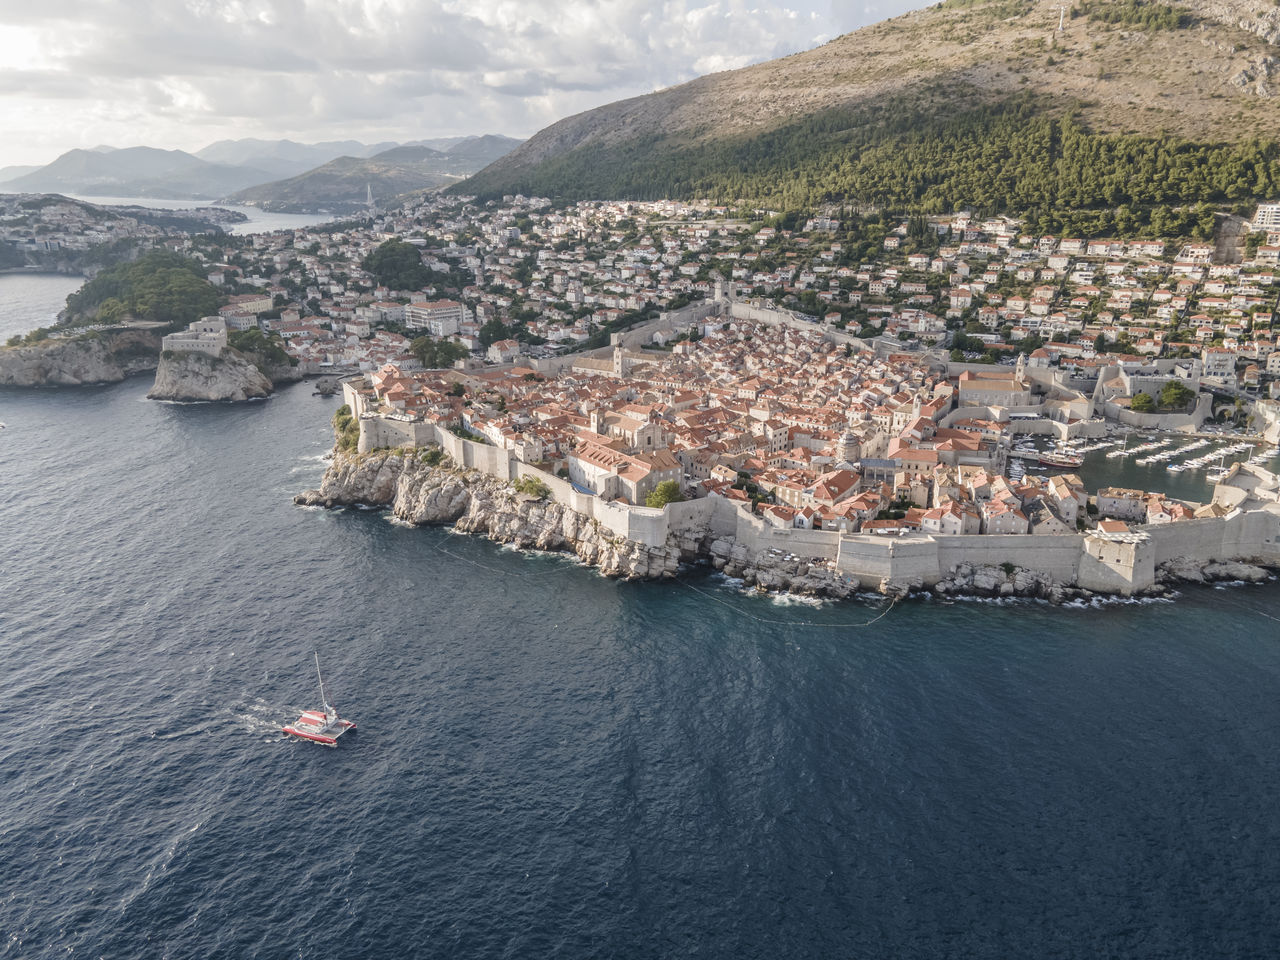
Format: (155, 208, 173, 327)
(282, 652, 356, 747)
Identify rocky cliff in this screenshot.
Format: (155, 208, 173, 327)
(147, 346, 302, 401)
(295, 449, 688, 579)
(297, 449, 900, 596)
(0, 329, 161, 386)
(295, 448, 1278, 603)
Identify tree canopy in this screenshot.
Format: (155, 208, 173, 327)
(65, 250, 220, 326)
(410, 336, 469, 369)
(362, 239, 431, 290)
(1159, 379, 1196, 410)
(645, 480, 685, 508)
(459, 95, 1279, 240)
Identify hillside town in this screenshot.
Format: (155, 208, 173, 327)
(128, 192, 1280, 536)
(126, 194, 1280, 407)
(0, 194, 241, 259)
(11, 190, 1280, 540)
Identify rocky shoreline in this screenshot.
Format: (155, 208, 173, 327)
(0, 329, 161, 386)
(148, 346, 302, 401)
(297, 447, 1278, 604)
(0, 325, 304, 398)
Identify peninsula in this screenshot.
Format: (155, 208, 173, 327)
(298, 285, 1280, 602)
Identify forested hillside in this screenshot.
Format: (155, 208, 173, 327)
(456, 0, 1280, 221)
(64, 251, 221, 326)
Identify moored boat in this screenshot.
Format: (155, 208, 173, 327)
(1039, 452, 1083, 469)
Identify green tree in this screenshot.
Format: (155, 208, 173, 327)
(1159, 380, 1196, 410)
(64, 251, 220, 326)
(479, 317, 509, 347)
(1131, 392, 1156, 412)
(645, 480, 685, 508)
(410, 337, 469, 369)
(362, 239, 430, 290)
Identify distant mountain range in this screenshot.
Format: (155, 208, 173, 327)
(0, 135, 523, 208)
(457, 0, 1280, 222)
(0, 147, 272, 200)
(222, 136, 524, 213)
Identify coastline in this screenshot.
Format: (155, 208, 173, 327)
(0, 267, 84, 277)
(297, 444, 1280, 605)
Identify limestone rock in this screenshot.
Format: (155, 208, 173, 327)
(300, 448, 684, 581)
(1202, 561, 1269, 582)
(1158, 557, 1207, 583)
(148, 347, 273, 401)
(0, 329, 161, 386)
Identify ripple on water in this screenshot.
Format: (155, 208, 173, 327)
(2, 380, 1280, 958)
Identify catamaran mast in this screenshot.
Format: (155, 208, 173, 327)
(314, 651, 332, 714)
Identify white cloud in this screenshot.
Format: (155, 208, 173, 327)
(0, 0, 926, 165)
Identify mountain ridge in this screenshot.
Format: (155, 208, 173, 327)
(458, 0, 1280, 211)
(224, 137, 524, 213)
(1, 134, 525, 204)
(0, 146, 272, 200)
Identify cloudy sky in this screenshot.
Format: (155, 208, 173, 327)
(0, 0, 926, 167)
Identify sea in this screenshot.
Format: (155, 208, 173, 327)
(63, 195, 335, 236)
(4, 275, 1280, 958)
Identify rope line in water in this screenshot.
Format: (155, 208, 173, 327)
(674, 577, 897, 629)
(430, 537, 571, 580)
(1221, 594, 1280, 624)
(424, 522, 896, 628)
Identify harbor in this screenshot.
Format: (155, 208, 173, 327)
(1008, 429, 1279, 505)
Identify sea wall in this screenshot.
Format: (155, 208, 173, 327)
(829, 507, 1280, 598)
(1141, 509, 1280, 566)
(338, 409, 1280, 600)
(836, 533, 1087, 588)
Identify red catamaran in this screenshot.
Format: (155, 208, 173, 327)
(282, 652, 356, 747)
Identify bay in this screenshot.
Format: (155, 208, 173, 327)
(63, 194, 337, 235)
(0, 273, 85, 342)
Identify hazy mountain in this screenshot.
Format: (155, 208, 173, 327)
(0, 147, 273, 200)
(189, 135, 523, 185)
(0, 165, 40, 182)
(457, 0, 1280, 215)
(371, 145, 449, 163)
(194, 138, 400, 178)
(407, 136, 482, 152)
(225, 137, 524, 212)
(223, 154, 456, 213)
(443, 135, 526, 165)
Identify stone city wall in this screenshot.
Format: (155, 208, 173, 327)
(351, 396, 1280, 593)
(1102, 394, 1212, 431)
(1076, 535, 1154, 595)
(1139, 508, 1280, 566)
(730, 508, 842, 560)
(835, 531, 1128, 591)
